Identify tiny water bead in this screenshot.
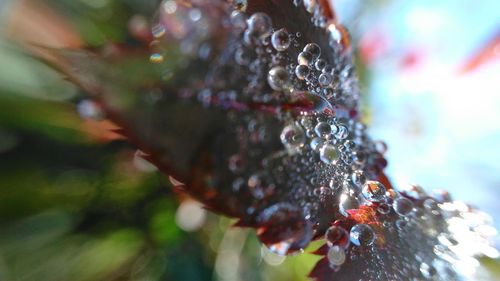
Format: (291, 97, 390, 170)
(349, 224, 375, 247)
(362, 181, 386, 202)
(271, 29, 291, 51)
(280, 123, 306, 151)
(325, 225, 349, 248)
(267, 66, 290, 91)
(319, 144, 339, 164)
(327, 246, 346, 266)
(393, 197, 414, 216)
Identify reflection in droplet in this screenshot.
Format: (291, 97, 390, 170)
(325, 225, 349, 248)
(362, 181, 386, 202)
(349, 224, 375, 247)
(268, 66, 290, 91)
(271, 29, 290, 51)
(280, 123, 306, 152)
(319, 144, 338, 164)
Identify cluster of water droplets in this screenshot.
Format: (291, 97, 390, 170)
(145, 1, 497, 279)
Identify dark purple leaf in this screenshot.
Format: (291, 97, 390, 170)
(37, 0, 497, 280)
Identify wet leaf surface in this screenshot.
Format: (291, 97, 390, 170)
(38, 0, 498, 280)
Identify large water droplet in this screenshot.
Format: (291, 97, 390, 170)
(349, 224, 375, 246)
(325, 225, 349, 248)
(319, 144, 338, 164)
(362, 181, 386, 202)
(256, 203, 313, 255)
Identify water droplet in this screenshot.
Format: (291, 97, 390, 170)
(152, 24, 166, 38)
(325, 226, 349, 248)
(314, 122, 331, 139)
(77, 100, 104, 120)
(163, 0, 177, 14)
(150, 53, 164, 63)
(295, 64, 310, 80)
(256, 203, 312, 255)
(349, 224, 375, 247)
(247, 12, 272, 36)
(188, 8, 202, 22)
(267, 66, 289, 91)
(315, 59, 326, 71)
(243, 29, 259, 46)
(247, 173, 275, 199)
(351, 170, 366, 187)
(420, 262, 437, 278)
(303, 43, 321, 60)
(327, 23, 342, 43)
(310, 137, 324, 151)
(230, 11, 247, 31)
(298, 51, 313, 65)
(319, 144, 339, 164)
(318, 73, 333, 87)
(280, 123, 306, 151)
(362, 181, 386, 202)
(327, 245, 346, 266)
(335, 124, 349, 139)
(393, 197, 414, 216)
(235, 48, 251, 65)
(377, 203, 391, 215)
(339, 192, 359, 217)
(271, 28, 290, 51)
